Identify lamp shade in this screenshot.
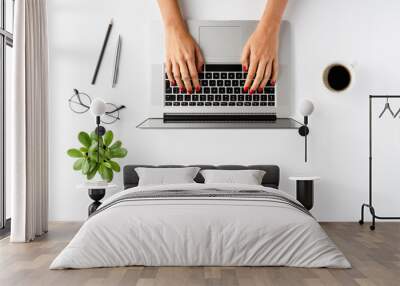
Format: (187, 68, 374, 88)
(299, 99, 315, 116)
(90, 98, 106, 117)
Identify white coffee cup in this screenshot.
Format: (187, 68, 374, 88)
(322, 62, 355, 92)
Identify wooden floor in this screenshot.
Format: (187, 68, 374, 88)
(0, 222, 399, 286)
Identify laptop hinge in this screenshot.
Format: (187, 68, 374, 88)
(163, 113, 277, 123)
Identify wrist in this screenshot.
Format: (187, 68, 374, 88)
(257, 18, 280, 34)
(164, 19, 187, 33)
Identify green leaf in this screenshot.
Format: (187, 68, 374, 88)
(86, 164, 99, 180)
(98, 165, 106, 180)
(95, 137, 104, 148)
(73, 158, 85, 170)
(103, 161, 112, 169)
(89, 147, 105, 160)
(92, 148, 105, 162)
(89, 152, 98, 162)
(110, 140, 122, 150)
(103, 131, 113, 146)
(89, 140, 105, 160)
(90, 131, 104, 143)
(110, 148, 128, 158)
(109, 160, 121, 172)
(99, 165, 113, 182)
(82, 159, 90, 175)
(86, 173, 95, 181)
(89, 142, 99, 153)
(80, 147, 88, 153)
(90, 131, 98, 141)
(67, 148, 83, 158)
(104, 149, 111, 159)
(78, 132, 91, 148)
(89, 160, 97, 172)
(104, 167, 113, 182)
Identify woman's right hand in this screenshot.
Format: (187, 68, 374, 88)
(164, 26, 204, 94)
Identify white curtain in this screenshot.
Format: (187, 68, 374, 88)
(10, 0, 49, 242)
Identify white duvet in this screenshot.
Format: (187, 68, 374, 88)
(50, 183, 351, 269)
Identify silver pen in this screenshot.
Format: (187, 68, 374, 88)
(112, 35, 122, 88)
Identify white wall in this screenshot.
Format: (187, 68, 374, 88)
(47, 0, 400, 221)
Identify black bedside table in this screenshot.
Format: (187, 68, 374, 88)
(78, 183, 118, 216)
(289, 177, 320, 210)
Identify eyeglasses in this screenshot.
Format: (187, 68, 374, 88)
(68, 89, 126, 124)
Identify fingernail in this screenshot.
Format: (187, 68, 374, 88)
(188, 88, 193, 94)
(244, 86, 249, 93)
(243, 65, 248, 72)
(196, 86, 201, 92)
(258, 88, 263, 93)
(249, 89, 255, 95)
(171, 81, 176, 86)
(271, 80, 276, 86)
(179, 87, 185, 93)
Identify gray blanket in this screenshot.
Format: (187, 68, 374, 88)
(92, 189, 312, 218)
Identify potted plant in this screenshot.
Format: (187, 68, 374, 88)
(67, 130, 127, 183)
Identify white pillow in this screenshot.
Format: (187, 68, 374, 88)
(135, 167, 201, 186)
(200, 169, 266, 185)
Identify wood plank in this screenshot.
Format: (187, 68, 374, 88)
(0, 222, 399, 286)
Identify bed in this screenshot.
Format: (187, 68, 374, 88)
(50, 165, 350, 269)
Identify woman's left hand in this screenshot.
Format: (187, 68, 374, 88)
(241, 24, 280, 94)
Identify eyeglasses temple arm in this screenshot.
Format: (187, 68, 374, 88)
(105, 105, 126, 114)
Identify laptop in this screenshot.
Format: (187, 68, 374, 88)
(149, 20, 290, 123)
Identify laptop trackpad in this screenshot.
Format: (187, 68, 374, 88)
(199, 26, 242, 60)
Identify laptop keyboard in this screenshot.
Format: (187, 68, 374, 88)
(164, 64, 276, 107)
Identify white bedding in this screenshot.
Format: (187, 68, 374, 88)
(50, 183, 351, 269)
